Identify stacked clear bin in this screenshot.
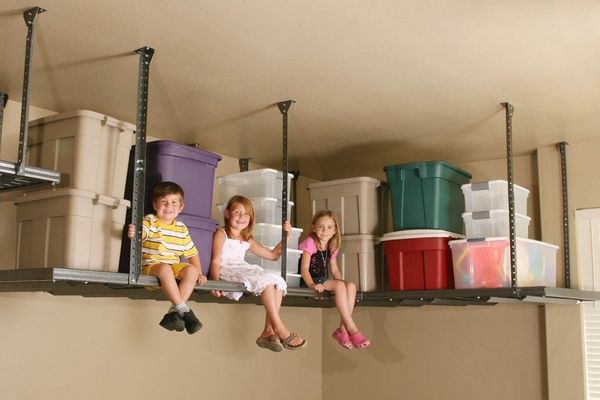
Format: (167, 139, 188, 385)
(450, 180, 558, 288)
(15, 110, 135, 272)
(308, 177, 381, 292)
(215, 169, 303, 286)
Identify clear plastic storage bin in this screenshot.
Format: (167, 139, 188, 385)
(462, 210, 530, 238)
(461, 180, 529, 214)
(252, 223, 303, 249)
(27, 110, 135, 198)
(216, 169, 293, 204)
(15, 188, 129, 272)
(308, 177, 381, 235)
(216, 197, 293, 225)
(286, 273, 301, 287)
(449, 237, 558, 288)
(245, 248, 302, 275)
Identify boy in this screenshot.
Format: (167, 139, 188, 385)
(128, 181, 207, 334)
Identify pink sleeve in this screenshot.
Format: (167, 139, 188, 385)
(331, 249, 339, 260)
(298, 237, 317, 254)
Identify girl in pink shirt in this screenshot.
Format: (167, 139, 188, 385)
(298, 210, 370, 349)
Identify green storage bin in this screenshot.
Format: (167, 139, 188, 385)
(384, 161, 472, 233)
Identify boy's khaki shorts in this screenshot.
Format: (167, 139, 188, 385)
(141, 262, 193, 290)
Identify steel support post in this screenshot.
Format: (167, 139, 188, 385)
(501, 102, 519, 296)
(557, 142, 570, 288)
(17, 7, 45, 174)
(277, 100, 294, 279)
(129, 46, 154, 285)
(0, 93, 7, 149)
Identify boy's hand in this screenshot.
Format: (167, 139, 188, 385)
(127, 224, 135, 239)
(197, 274, 208, 286)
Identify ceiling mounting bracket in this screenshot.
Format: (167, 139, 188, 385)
(277, 100, 294, 280)
(129, 46, 155, 285)
(239, 157, 251, 172)
(557, 141, 570, 288)
(501, 102, 520, 298)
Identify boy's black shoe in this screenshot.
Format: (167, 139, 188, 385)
(181, 310, 203, 334)
(159, 312, 185, 332)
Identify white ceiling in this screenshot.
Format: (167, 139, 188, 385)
(1, 1, 600, 180)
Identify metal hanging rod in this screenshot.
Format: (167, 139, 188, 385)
(0, 92, 8, 150)
(557, 142, 570, 288)
(501, 102, 519, 297)
(277, 100, 294, 280)
(129, 46, 154, 285)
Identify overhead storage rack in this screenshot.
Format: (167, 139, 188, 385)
(1, 6, 598, 308)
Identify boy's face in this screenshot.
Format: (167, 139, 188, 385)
(153, 193, 184, 224)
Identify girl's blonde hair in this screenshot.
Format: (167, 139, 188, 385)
(310, 209, 341, 252)
(224, 195, 255, 241)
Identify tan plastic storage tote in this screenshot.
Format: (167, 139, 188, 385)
(15, 188, 129, 272)
(27, 110, 135, 197)
(308, 177, 381, 235)
(336, 234, 379, 292)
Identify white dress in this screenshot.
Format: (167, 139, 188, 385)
(218, 229, 287, 301)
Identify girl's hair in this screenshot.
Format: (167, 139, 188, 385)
(310, 209, 341, 252)
(152, 181, 184, 202)
(224, 195, 255, 241)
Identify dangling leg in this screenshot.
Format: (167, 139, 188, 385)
(261, 284, 305, 349)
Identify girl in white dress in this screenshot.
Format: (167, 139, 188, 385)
(209, 195, 306, 351)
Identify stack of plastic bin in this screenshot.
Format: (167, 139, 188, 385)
(215, 168, 303, 286)
(449, 180, 558, 288)
(15, 110, 135, 272)
(307, 177, 381, 292)
(121, 140, 222, 276)
(381, 161, 472, 291)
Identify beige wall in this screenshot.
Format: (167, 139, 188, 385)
(0, 100, 593, 399)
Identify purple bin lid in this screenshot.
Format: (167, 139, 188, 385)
(147, 140, 222, 166)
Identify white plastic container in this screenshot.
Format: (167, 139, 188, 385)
(449, 237, 558, 289)
(336, 234, 379, 292)
(245, 248, 302, 275)
(461, 180, 529, 215)
(308, 177, 381, 235)
(216, 169, 293, 204)
(14, 188, 129, 272)
(462, 210, 530, 238)
(252, 223, 303, 249)
(216, 197, 294, 226)
(286, 273, 301, 287)
(27, 110, 135, 198)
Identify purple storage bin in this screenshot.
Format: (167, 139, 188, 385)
(178, 213, 218, 276)
(145, 141, 221, 218)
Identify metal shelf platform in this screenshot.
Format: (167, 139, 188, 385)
(1, 268, 598, 308)
(0, 160, 60, 191)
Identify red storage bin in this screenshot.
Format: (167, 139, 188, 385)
(381, 230, 461, 290)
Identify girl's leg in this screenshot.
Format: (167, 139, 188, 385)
(322, 280, 358, 334)
(344, 281, 358, 331)
(262, 286, 282, 337)
(260, 285, 303, 346)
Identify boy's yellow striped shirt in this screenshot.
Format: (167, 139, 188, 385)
(141, 214, 198, 266)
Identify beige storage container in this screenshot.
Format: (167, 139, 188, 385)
(308, 177, 381, 235)
(27, 110, 135, 198)
(15, 188, 129, 272)
(336, 234, 380, 292)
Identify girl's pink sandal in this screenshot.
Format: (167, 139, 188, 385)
(349, 331, 371, 349)
(331, 328, 353, 350)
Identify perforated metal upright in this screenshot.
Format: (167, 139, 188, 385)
(277, 100, 294, 280)
(129, 46, 154, 285)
